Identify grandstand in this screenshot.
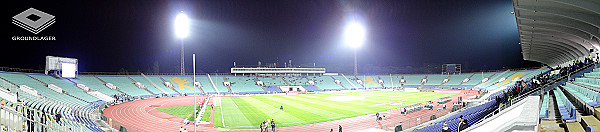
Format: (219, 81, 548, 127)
(402, 74, 426, 88)
(1, 0, 598, 131)
(422, 74, 448, 89)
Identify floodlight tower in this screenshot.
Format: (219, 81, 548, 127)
(175, 11, 190, 75)
(344, 22, 366, 75)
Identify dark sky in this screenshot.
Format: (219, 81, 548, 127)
(4, 0, 540, 74)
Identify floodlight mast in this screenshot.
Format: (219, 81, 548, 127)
(175, 12, 190, 75)
(344, 22, 365, 75)
(193, 53, 196, 132)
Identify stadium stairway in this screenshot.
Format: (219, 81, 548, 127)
(330, 76, 348, 89)
(158, 75, 183, 96)
(377, 76, 386, 88)
(304, 77, 322, 91)
(188, 76, 206, 94)
(281, 77, 291, 86)
(94, 75, 130, 97)
(254, 76, 268, 93)
(456, 73, 476, 88)
(221, 76, 233, 94)
(353, 75, 367, 89)
(126, 75, 156, 96)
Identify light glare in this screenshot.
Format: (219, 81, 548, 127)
(175, 13, 190, 38)
(344, 22, 366, 48)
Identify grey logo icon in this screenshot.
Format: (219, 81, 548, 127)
(12, 8, 55, 34)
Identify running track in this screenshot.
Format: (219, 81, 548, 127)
(103, 90, 479, 132)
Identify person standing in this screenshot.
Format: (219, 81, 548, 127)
(457, 115, 464, 132)
(339, 125, 342, 132)
(260, 121, 264, 132)
(271, 119, 276, 132)
(280, 105, 284, 111)
(459, 119, 469, 131)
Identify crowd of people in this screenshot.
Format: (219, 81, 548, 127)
(259, 119, 276, 132)
(112, 93, 133, 102)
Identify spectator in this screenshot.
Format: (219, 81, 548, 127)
(179, 127, 184, 132)
(260, 121, 264, 132)
(55, 113, 61, 123)
(271, 119, 276, 132)
(339, 125, 342, 132)
(442, 123, 450, 132)
(459, 119, 469, 131)
(457, 115, 463, 131)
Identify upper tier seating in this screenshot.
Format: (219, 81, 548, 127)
(97, 76, 151, 97)
(309, 76, 343, 90)
(225, 76, 265, 93)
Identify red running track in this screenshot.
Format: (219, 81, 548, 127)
(103, 90, 479, 132)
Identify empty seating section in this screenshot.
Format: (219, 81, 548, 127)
(145, 76, 179, 95)
(465, 73, 494, 87)
(403, 75, 425, 87)
(444, 74, 472, 87)
(415, 100, 497, 132)
(285, 77, 309, 85)
(211, 76, 231, 94)
(30, 74, 100, 102)
(309, 76, 342, 90)
(0, 72, 88, 107)
(225, 76, 265, 93)
(575, 78, 600, 88)
(379, 76, 393, 88)
(331, 76, 352, 89)
(344, 76, 364, 88)
(72, 76, 121, 96)
(554, 89, 577, 121)
(161, 76, 201, 95)
(0, 72, 102, 131)
(195, 76, 217, 94)
(485, 71, 518, 89)
(564, 83, 600, 107)
(258, 77, 287, 86)
(97, 76, 150, 97)
(423, 75, 448, 88)
(540, 93, 549, 119)
(584, 69, 600, 77)
(475, 72, 509, 89)
(129, 76, 164, 95)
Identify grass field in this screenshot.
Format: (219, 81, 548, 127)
(156, 106, 202, 121)
(212, 91, 458, 129)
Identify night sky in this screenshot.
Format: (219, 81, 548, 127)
(4, 0, 540, 74)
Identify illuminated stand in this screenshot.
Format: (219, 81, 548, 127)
(45, 56, 78, 78)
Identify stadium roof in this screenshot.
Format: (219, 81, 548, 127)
(512, 0, 600, 67)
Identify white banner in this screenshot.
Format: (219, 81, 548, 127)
(0, 88, 17, 103)
(47, 84, 63, 93)
(19, 85, 38, 96)
(105, 83, 117, 90)
(76, 84, 89, 91)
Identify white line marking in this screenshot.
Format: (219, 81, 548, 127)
(218, 97, 225, 127)
(232, 100, 239, 108)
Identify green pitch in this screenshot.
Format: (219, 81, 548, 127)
(213, 91, 458, 129)
(156, 106, 202, 121)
